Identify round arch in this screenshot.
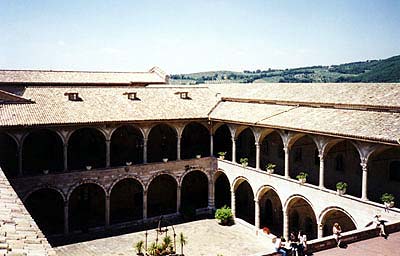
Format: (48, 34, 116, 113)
(235, 179, 255, 225)
(214, 171, 231, 209)
(181, 170, 209, 211)
(257, 185, 283, 236)
(236, 127, 256, 167)
(147, 123, 177, 163)
(68, 182, 106, 232)
(260, 131, 285, 176)
(25, 188, 64, 235)
(0, 132, 19, 177)
(181, 122, 210, 159)
(110, 178, 144, 224)
(22, 129, 64, 175)
(213, 124, 233, 160)
(319, 207, 357, 237)
(285, 195, 318, 239)
(147, 173, 178, 218)
(110, 125, 144, 166)
(68, 127, 106, 170)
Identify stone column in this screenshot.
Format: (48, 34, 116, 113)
(208, 180, 215, 210)
(254, 199, 260, 229)
(319, 154, 325, 188)
(284, 147, 290, 178)
(210, 134, 214, 157)
(232, 137, 236, 163)
(317, 222, 323, 239)
(143, 191, 148, 219)
(143, 138, 148, 164)
(255, 142, 260, 170)
(63, 143, 68, 171)
(231, 189, 236, 217)
(105, 195, 110, 228)
(177, 135, 181, 161)
(105, 140, 111, 168)
(283, 209, 289, 239)
(18, 146, 23, 176)
(64, 201, 69, 235)
(361, 160, 368, 201)
(176, 185, 181, 212)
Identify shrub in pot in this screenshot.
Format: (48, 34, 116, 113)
(296, 172, 308, 184)
(240, 158, 248, 167)
(336, 181, 348, 195)
(215, 205, 233, 225)
(217, 151, 226, 160)
(266, 163, 276, 174)
(381, 193, 395, 208)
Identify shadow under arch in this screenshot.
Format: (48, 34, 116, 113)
(214, 170, 231, 209)
(256, 185, 283, 236)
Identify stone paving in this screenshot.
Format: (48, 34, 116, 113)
(55, 219, 276, 256)
(313, 230, 400, 256)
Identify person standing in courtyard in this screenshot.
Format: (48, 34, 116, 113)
(374, 215, 388, 239)
(297, 230, 307, 256)
(332, 223, 342, 247)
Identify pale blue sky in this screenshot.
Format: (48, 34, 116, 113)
(0, 0, 399, 73)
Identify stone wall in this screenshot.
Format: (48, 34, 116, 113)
(0, 168, 56, 256)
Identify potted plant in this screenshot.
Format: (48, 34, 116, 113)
(162, 158, 168, 163)
(195, 154, 201, 159)
(42, 169, 49, 175)
(85, 165, 92, 170)
(240, 158, 248, 167)
(336, 181, 348, 195)
(381, 193, 395, 208)
(126, 161, 132, 166)
(215, 205, 233, 225)
(266, 163, 276, 174)
(134, 240, 144, 256)
(296, 172, 308, 184)
(217, 151, 226, 160)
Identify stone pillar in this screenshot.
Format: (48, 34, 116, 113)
(210, 134, 214, 157)
(232, 137, 236, 163)
(177, 185, 181, 212)
(105, 140, 111, 168)
(18, 146, 23, 176)
(319, 154, 325, 188)
(283, 209, 289, 239)
(143, 138, 148, 164)
(208, 180, 215, 209)
(361, 160, 368, 201)
(64, 201, 69, 235)
(231, 189, 236, 217)
(255, 142, 260, 170)
(284, 147, 290, 178)
(254, 199, 260, 229)
(177, 136, 181, 161)
(317, 222, 323, 239)
(143, 191, 148, 219)
(63, 143, 68, 171)
(105, 195, 110, 228)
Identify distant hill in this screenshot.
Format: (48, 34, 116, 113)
(170, 55, 400, 84)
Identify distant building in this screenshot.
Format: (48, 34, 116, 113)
(0, 67, 399, 255)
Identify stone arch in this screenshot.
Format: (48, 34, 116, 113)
(67, 179, 108, 201)
(319, 207, 357, 237)
(147, 123, 177, 163)
(181, 170, 209, 211)
(179, 168, 210, 186)
(24, 187, 64, 235)
(0, 132, 19, 177)
(147, 173, 178, 217)
(181, 122, 210, 159)
(23, 185, 66, 202)
(145, 171, 179, 191)
(214, 171, 231, 209)
(68, 127, 106, 170)
(108, 175, 146, 195)
(234, 178, 255, 225)
(68, 182, 106, 232)
(236, 127, 256, 167)
(110, 178, 144, 224)
(110, 125, 144, 166)
(285, 195, 318, 239)
(289, 134, 319, 186)
(260, 131, 285, 176)
(213, 124, 233, 160)
(22, 129, 64, 175)
(324, 140, 362, 197)
(256, 185, 283, 236)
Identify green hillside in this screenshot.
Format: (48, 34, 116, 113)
(170, 55, 400, 84)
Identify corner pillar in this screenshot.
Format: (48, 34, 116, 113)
(232, 137, 236, 163)
(63, 143, 68, 171)
(105, 139, 111, 168)
(284, 147, 290, 178)
(361, 159, 368, 201)
(177, 135, 181, 161)
(210, 133, 214, 157)
(143, 191, 148, 219)
(105, 195, 110, 228)
(177, 185, 181, 212)
(143, 138, 148, 164)
(208, 180, 215, 210)
(64, 201, 69, 235)
(319, 154, 325, 188)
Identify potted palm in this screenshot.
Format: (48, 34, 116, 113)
(381, 193, 395, 208)
(134, 240, 144, 256)
(217, 151, 226, 160)
(215, 205, 233, 225)
(336, 181, 348, 195)
(296, 172, 308, 184)
(240, 157, 248, 167)
(179, 232, 187, 256)
(266, 163, 276, 174)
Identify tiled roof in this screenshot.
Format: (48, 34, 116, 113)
(0, 86, 219, 126)
(0, 67, 167, 85)
(0, 90, 33, 104)
(210, 101, 400, 144)
(208, 83, 400, 109)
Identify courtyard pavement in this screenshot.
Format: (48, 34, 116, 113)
(54, 219, 276, 256)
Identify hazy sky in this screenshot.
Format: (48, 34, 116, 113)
(0, 0, 399, 73)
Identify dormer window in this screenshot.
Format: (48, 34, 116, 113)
(64, 92, 82, 101)
(123, 92, 140, 101)
(175, 91, 191, 100)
